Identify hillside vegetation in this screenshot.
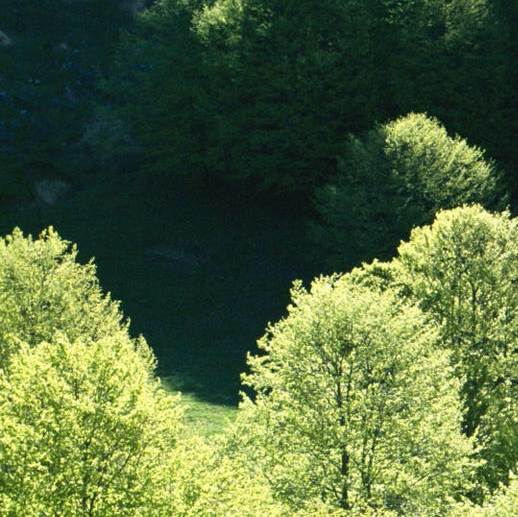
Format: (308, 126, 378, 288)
(0, 0, 518, 514)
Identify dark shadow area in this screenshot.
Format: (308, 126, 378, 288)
(3, 171, 322, 405)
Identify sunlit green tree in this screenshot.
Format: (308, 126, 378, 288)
(312, 113, 505, 268)
(235, 275, 474, 514)
(167, 431, 290, 517)
(391, 205, 518, 492)
(450, 473, 518, 516)
(0, 227, 124, 366)
(0, 227, 186, 515)
(0, 332, 182, 516)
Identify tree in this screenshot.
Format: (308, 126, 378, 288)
(387, 205, 518, 492)
(99, 0, 503, 192)
(0, 225, 294, 516)
(483, 0, 518, 193)
(90, 0, 212, 180)
(235, 275, 474, 514)
(312, 113, 506, 269)
(168, 432, 291, 517)
(0, 226, 186, 515)
(0, 331, 182, 516)
(0, 227, 124, 366)
(450, 473, 518, 516)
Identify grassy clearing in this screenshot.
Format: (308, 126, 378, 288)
(4, 170, 320, 412)
(179, 393, 238, 436)
(0, 0, 323, 435)
(163, 375, 238, 436)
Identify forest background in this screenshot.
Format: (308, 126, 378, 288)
(0, 0, 516, 402)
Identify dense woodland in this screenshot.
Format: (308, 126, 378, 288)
(1, 0, 518, 515)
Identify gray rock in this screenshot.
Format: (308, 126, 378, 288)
(34, 179, 71, 205)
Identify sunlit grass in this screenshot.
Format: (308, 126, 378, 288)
(162, 375, 238, 436)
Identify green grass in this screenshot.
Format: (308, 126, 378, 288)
(163, 375, 238, 436)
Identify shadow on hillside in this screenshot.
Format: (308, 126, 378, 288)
(3, 171, 323, 405)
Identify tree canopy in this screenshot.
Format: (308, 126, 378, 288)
(0, 227, 184, 515)
(94, 0, 518, 195)
(0, 333, 182, 516)
(394, 206, 518, 491)
(2, 210, 518, 513)
(355, 205, 518, 493)
(0, 227, 124, 366)
(235, 274, 474, 514)
(2, 0, 518, 511)
(312, 113, 505, 268)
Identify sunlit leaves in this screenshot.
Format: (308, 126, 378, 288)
(236, 275, 474, 514)
(0, 227, 124, 366)
(312, 113, 505, 268)
(0, 227, 184, 516)
(393, 205, 518, 490)
(0, 332, 182, 516)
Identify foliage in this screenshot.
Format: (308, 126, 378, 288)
(390, 205, 518, 492)
(98, 0, 513, 192)
(0, 226, 184, 515)
(312, 113, 505, 269)
(92, 0, 212, 178)
(352, 205, 518, 496)
(0, 332, 182, 516)
(0, 227, 124, 367)
(167, 432, 290, 517)
(235, 275, 475, 514)
(450, 473, 518, 516)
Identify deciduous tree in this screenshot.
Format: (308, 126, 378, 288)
(312, 113, 505, 268)
(0, 227, 124, 366)
(0, 332, 182, 516)
(391, 206, 518, 491)
(235, 275, 474, 514)
(99, 0, 502, 192)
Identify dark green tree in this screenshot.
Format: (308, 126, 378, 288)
(99, 0, 502, 192)
(312, 113, 506, 269)
(89, 0, 213, 179)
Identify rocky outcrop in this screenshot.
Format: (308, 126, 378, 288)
(34, 179, 71, 205)
(0, 31, 12, 48)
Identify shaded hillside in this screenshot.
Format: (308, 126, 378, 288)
(0, 0, 135, 200)
(3, 171, 320, 404)
(0, 0, 320, 405)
